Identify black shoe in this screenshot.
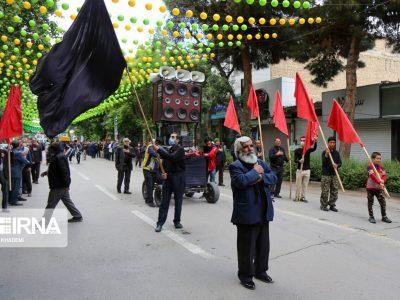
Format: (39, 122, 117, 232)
(369, 216, 376, 224)
(218, 183, 225, 186)
(300, 197, 308, 203)
(28, 193, 32, 197)
(240, 280, 255, 290)
(382, 216, 392, 223)
(255, 274, 274, 283)
(329, 206, 338, 212)
(68, 217, 83, 223)
(155, 225, 162, 232)
(275, 195, 282, 199)
(320, 206, 329, 211)
(124, 191, 132, 194)
(174, 222, 183, 229)
(117, 189, 121, 194)
(9, 203, 23, 206)
(146, 201, 156, 208)
(18, 197, 27, 201)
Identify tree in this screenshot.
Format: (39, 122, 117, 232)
(290, 0, 400, 158)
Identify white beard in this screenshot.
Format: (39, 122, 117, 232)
(238, 152, 258, 164)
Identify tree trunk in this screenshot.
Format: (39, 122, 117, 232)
(241, 45, 253, 135)
(340, 35, 361, 159)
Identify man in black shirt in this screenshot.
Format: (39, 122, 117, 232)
(294, 136, 317, 202)
(268, 137, 288, 198)
(30, 139, 42, 184)
(320, 137, 342, 212)
(153, 133, 185, 232)
(115, 138, 135, 194)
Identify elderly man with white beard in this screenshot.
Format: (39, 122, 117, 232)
(229, 136, 277, 290)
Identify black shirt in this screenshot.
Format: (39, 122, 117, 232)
(321, 149, 342, 176)
(158, 144, 185, 174)
(294, 142, 317, 170)
(268, 146, 288, 169)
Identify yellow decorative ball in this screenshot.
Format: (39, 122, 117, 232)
(248, 17, 256, 25)
(161, 29, 168, 36)
(112, 0, 119, 3)
(289, 18, 295, 26)
(206, 34, 213, 40)
(172, 31, 180, 38)
(316, 17, 322, 23)
(228, 34, 234, 40)
(186, 10, 193, 18)
(172, 8, 180, 16)
(23, 1, 31, 9)
(217, 34, 223, 40)
(308, 18, 314, 24)
(237, 34, 243, 40)
(55, 10, 62, 17)
(1, 35, 8, 42)
(125, 24, 131, 31)
(145, 3, 152, 10)
(259, 18, 266, 25)
(113, 22, 119, 29)
(237, 16, 244, 24)
(247, 34, 253, 40)
(213, 14, 220, 21)
(22, 58, 28, 64)
(128, 0, 136, 7)
(6, 0, 14, 4)
(200, 12, 208, 20)
(226, 15, 233, 23)
(299, 18, 305, 25)
(255, 33, 261, 40)
(137, 26, 143, 32)
(196, 33, 203, 39)
(148, 28, 155, 34)
(26, 41, 33, 48)
(279, 18, 286, 25)
(264, 33, 270, 39)
(270, 18, 276, 26)
(14, 38, 20, 45)
(159, 5, 166, 13)
(185, 32, 191, 39)
(272, 33, 278, 39)
(39, 6, 47, 14)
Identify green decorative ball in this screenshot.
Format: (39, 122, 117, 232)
(282, 0, 290, 7)
(293, 1, 301, 8)
(61, 3, 69, 10)
(303, 1, 311, 9)
(130, 17, 137, 24)
(259, 0, 267, 6)
(271, 0, 279, 7)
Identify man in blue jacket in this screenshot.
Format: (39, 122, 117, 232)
(9, 140, 30, 206)
(229, 136, 277, 290)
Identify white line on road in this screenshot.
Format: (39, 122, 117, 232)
(131, 210, 214, 259)
(76, 172, 90, 181)
(220, 193, 400, 247)
(94, 185, 119, 201)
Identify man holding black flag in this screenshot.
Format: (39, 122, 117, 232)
(153, 133, 185, 232)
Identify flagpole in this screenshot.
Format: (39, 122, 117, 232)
(7, 143, 11, 191)
(318, 125, 345, 192)
(297, 154, 305, 201)
(125, 67, 166, 175)
(286, 138, 292, 199)
(361, 146, 390, 198)
(257, 115, 265, 161)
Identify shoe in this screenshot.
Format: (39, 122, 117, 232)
(218, 183, 225, 187)
(382, 216, 392, 223)
(146, 201, 156, 208)
(155, 224, 162, 232)
(124, 191, 132, 194)
(320, 206, 329, 211)
(255, 274, 274, 283)
(28, 193, 32, 197)
(275, 195, 282, 199)
(369, 216, 376, 224)
(174, 222, 183, 229)
(2, 209, 10, 213)
(9, 203, 23, 206)
(329, 206, 338, 212)
(300, 198, 308, 203)
(68, 217, 83, 223)
(18, 197, 27, 201)
(240, 280, 255, 290)
(117, 189, 121, 194)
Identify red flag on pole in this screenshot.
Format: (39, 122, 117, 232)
(327, 99, 363, 146)
(247, 85, 259, 119)
(0, 85, 23, 143)
(272, 91, 288, 136)
(224, 97, 241, 134)
(294, 73, 318, 123)
(303, 120, 319, 155)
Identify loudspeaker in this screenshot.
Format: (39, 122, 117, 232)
(153, 79, 202, 123)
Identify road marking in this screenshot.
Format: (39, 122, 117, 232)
(220, 193, 400, 247)
(94, 185, 119, 201)
(131, 210, 214, 259)
(76, 172, 90, 181)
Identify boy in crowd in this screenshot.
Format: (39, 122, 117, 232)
(366, 152, 392, 224)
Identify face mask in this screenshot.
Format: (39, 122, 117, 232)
(168, 137, 176, 146)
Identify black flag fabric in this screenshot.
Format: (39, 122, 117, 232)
(30, 0, 126, 137)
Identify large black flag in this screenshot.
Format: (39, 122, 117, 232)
(30, 0, 126, 137)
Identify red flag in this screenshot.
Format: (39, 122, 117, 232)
(294, 73, 318, 123)
(327, 99, 363, 146)
(224, 97, 241, 134)
(247, 85, 259, 119)
(0, 85, 23, 143)
(303, 120, 319, 155)
(272, 91, 288, 136)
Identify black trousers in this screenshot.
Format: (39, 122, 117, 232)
(157, 172, 185, 226)
(237, 222, 270, 283)
(0, 171, 8, 209)
(76, 152, 81, 164)
(22, 167, 32, 194)
(367, 189, 387, 217)
(217, 164, 224, 184)
(44, 188, 82, 221)
(117, 169, 131, 192)
(271, 167, 283, 197)
(143, 169, 156, 203)
(31, 162, 41, 183)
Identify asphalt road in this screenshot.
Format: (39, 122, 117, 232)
(1, 157, 400, 300)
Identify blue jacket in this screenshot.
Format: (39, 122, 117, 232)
(229, 159, 277, 225)
(11, 150, 29, 179)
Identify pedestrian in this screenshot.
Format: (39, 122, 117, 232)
(0, 147, 9, 212)
(255, 140, 263, 160)
(366, 152, 392, 224)
(115, 138, 135, 194)
(135, 143, 142, 167)
(75, 141, 82, 164)
(215, 139, 226, 186)
(153, 133, 185, 232)
(268, 137, 288, 199)
(21, 143, 33, 197)
(229, 136, 277, 290)
(9, 140, 29, 206)
(142, 139, 161, 207)
(294, 136, 317, 202)
(320, 137, 342, 212)
(203, 137, 218, 183)
(41, 142, 83, 223)
(30, 139, 42, 184)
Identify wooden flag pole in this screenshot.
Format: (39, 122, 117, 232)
(257, 115, 265, 161)
(286, 138, 292, 199)
(318, 125, 345, 192)
(126, 68, 166, 175)
(361, 146, 390, 198)
(7, 143, 12, 191)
